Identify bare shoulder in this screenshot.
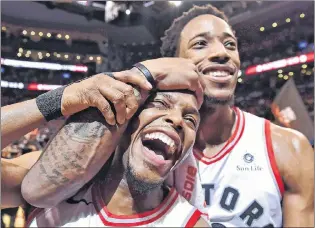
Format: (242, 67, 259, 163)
(269, 123, 313, 189)
(270, 123, 313, 156)
(270, 122, 310, 144)
(194, 217, 211, 227)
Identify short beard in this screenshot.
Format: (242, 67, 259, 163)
(202, 94, 235, 109)
(125, 162, 163, 195)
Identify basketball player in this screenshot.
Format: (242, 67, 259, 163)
(158, 5, 314, 227)
(98, 5, 313, 227)
(3, 4, 313, 227)
(29, 4, 312, 227)
(3, 90, 209, 227)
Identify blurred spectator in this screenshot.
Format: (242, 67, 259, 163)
(1, 118, 65, 159)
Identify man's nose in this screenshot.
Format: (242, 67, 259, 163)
(208, 42, 230, 64)
(163, 111, 183, 132)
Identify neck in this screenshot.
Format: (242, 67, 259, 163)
(197, 104, 236, 147)
(98, 151, 165, 215)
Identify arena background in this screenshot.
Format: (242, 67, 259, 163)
(1, 1, 314, 227)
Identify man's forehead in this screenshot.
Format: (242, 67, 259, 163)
(156, 92, 200, 117)
(181, 14, 233, 40)
(156, 92, 197, 106)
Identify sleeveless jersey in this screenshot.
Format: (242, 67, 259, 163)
(26, 182, 203, 227)
(194, 107, 284, 227)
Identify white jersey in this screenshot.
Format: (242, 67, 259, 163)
(26, 182, 203, 227)
(194, 107, 284, 227)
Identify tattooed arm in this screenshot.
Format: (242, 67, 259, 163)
(21, 88, 149, 208)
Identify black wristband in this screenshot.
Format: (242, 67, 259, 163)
(133, 63, 156, 88)
(36, 86, 66, 121)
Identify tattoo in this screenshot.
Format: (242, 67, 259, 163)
(39, 164, 47, 174)
(63, 109, 108, 143)
(51, 147, 58, 160)
(26, 86, 149, 201)
(66, 197, 92, 206)
(35, 108, 111, 187)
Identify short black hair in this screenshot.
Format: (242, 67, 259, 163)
(161, 4, 229, 57)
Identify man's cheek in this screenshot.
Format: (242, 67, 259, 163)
(140, 110, 165, 123)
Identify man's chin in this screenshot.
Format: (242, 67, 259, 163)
(202, 93, 235, 108)
(125, 162, 163, 195)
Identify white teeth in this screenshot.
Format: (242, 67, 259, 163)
(153, 133, 159, 139)
(143, 132, 176, 153)
(208, 71, 230, 77)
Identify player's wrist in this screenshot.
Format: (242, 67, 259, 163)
(36, 86, 66, 121)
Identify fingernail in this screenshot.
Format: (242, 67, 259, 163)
(146, 82, 153, 90)
(106, 118, 115, 125)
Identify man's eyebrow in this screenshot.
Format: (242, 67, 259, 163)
(188, 32, 211, 43)
(185, 107, 200, 117)
(159, 93, 176, 103)
(222, 32, 237, 41)
(188, 31, 237, 43)
(157, 93, 200, 117)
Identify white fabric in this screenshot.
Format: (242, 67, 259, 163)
(27, 136, 207, 227)
(195, 109, 283, 227)
(166, 151, 207, 215)
(27, 183, 201, 227)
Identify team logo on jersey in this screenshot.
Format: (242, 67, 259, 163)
(237, 153, 262, 172)
(243, 153, 254, 163)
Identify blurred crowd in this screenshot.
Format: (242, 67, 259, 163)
(1, 118, 65, 159)
(1, 28, 101, 64)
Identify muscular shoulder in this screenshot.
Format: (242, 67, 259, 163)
(270, 123, 312, 158)
(270, 123, 313, 190)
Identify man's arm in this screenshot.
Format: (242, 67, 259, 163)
(1, 151, 42, 209)
(21, 57, 204, 208)
(1, 99, 46, 149)
(271, 124, 314, 227)
(1, 71, 150, 150)
(21, 107, 131, 208)
(2, 58, 203, 150)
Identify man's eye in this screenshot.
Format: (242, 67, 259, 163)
(192, 40, 207, 49)
(184, 116, 197, 127)
(152, 100, 169, 109)
(224, 41, 236, 49)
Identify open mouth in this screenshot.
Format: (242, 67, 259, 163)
(140, 131, 181, 167)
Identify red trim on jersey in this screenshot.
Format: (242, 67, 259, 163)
(92, 182, 179, 226)
(25, 207, 43, 227)
(185, 209, 202, 227)
(194, 107, 245, 165)
(264, 120, 285, 196)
